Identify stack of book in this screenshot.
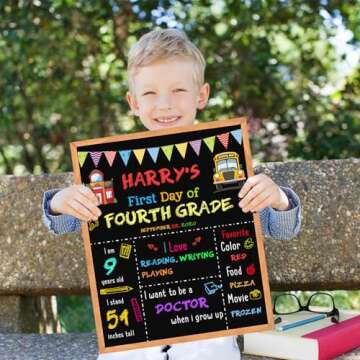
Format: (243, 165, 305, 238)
(243, 310, 360, 359)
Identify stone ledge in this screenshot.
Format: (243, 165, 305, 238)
(0, 159, 359, 294)
(0, 333, 358, 359)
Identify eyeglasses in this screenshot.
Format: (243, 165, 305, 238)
(273, 292, 339, 324)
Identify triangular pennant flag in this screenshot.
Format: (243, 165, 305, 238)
(175, 142, 188, 159)
(190, 140, 202, 156)
(78, 152, 88, 168)
(90, 152, 102, 167)
(134, 149, 146, 165)
(161, 145, 174, 161)
(119, 150, 131, 166)
(203, 136, 216, 153)
(147, 147, 160, 163)
(217, 132, 230, 149)
(104, 151, 116, 167)
(231, 129, 242, 145)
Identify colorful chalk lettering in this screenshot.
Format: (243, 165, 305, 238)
(104, 257, 117, 276)
(106, 309, 129, 329)
(71, 118, 273, 354)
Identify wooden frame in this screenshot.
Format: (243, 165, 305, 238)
(70, 117, 274, 353)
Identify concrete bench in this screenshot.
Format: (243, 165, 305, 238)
(0, 334, 359, 359)
(0, 158, 359, 359)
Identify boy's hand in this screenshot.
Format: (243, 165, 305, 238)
(238, 174, 289, 213)
(50, 185, 102, 222)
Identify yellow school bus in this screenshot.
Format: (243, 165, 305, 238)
(213, 152, 246, 190)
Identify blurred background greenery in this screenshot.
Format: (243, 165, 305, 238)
(1, 0, 359, 332)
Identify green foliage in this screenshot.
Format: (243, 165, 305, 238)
(0, 0, 359, 175)
(57, 296, 95, 333)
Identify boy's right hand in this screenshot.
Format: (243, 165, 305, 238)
(50, 185, 102, 222)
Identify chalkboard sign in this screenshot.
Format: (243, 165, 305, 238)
(70, 118, 273, 354)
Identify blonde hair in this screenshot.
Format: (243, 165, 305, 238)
(127, 28, 206, 92)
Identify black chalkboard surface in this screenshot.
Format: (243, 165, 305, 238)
(70, 118, 273, 354)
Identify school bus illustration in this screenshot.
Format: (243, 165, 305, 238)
(213, 152, 246, 190)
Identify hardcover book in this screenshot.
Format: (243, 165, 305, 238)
(243, 310, 360, 360)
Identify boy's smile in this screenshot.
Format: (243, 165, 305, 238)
(127, 59, 209, 130)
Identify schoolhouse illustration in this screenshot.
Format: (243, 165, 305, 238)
(88, 169, 117, 205)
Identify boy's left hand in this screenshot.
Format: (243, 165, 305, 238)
(238, 174, 289, 213)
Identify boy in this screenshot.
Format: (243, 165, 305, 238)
(43, 29, 301, 359)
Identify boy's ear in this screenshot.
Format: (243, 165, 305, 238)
(126, 91, 139, 116)
(197, 83, 210, 110)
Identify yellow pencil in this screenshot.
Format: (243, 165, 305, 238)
(100, 286, 133, 295)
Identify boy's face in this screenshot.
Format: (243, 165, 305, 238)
(127, 58, 210, 130)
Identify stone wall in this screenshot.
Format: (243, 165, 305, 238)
(0, 159, 359, 295)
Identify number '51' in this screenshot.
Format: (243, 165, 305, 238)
(106, 309, 129, 329)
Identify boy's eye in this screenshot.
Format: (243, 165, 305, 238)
(142, 91, 156, 96)
(174, 88, 186, 93)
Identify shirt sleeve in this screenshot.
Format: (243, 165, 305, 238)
(42, 188, 81, 235)
(259, 186, 301, 240)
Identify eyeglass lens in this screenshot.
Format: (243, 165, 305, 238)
(274, 294, 300, 314)
(308, 293, 334, 313)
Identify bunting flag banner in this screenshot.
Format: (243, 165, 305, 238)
(134, 149, 146, 165)
(90, 152, 102, 167)
(203, 136, 216, 153)
(104, 151, 117, 167)
(78, 152, 88, 168)
(217, 132, 230, 149)
(147, 147, 160, 163)
(175, 143, 188, 159)
(119, 150, 131, 166)
(190, 140, 202, 156)
(162, 145, 174, 161)
(81, 131, 239, 168)
(231, 129, 242, 145)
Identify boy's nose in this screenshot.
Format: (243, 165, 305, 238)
(156, 94, 172, 109)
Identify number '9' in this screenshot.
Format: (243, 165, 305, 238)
(104, 257, 117, 275)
